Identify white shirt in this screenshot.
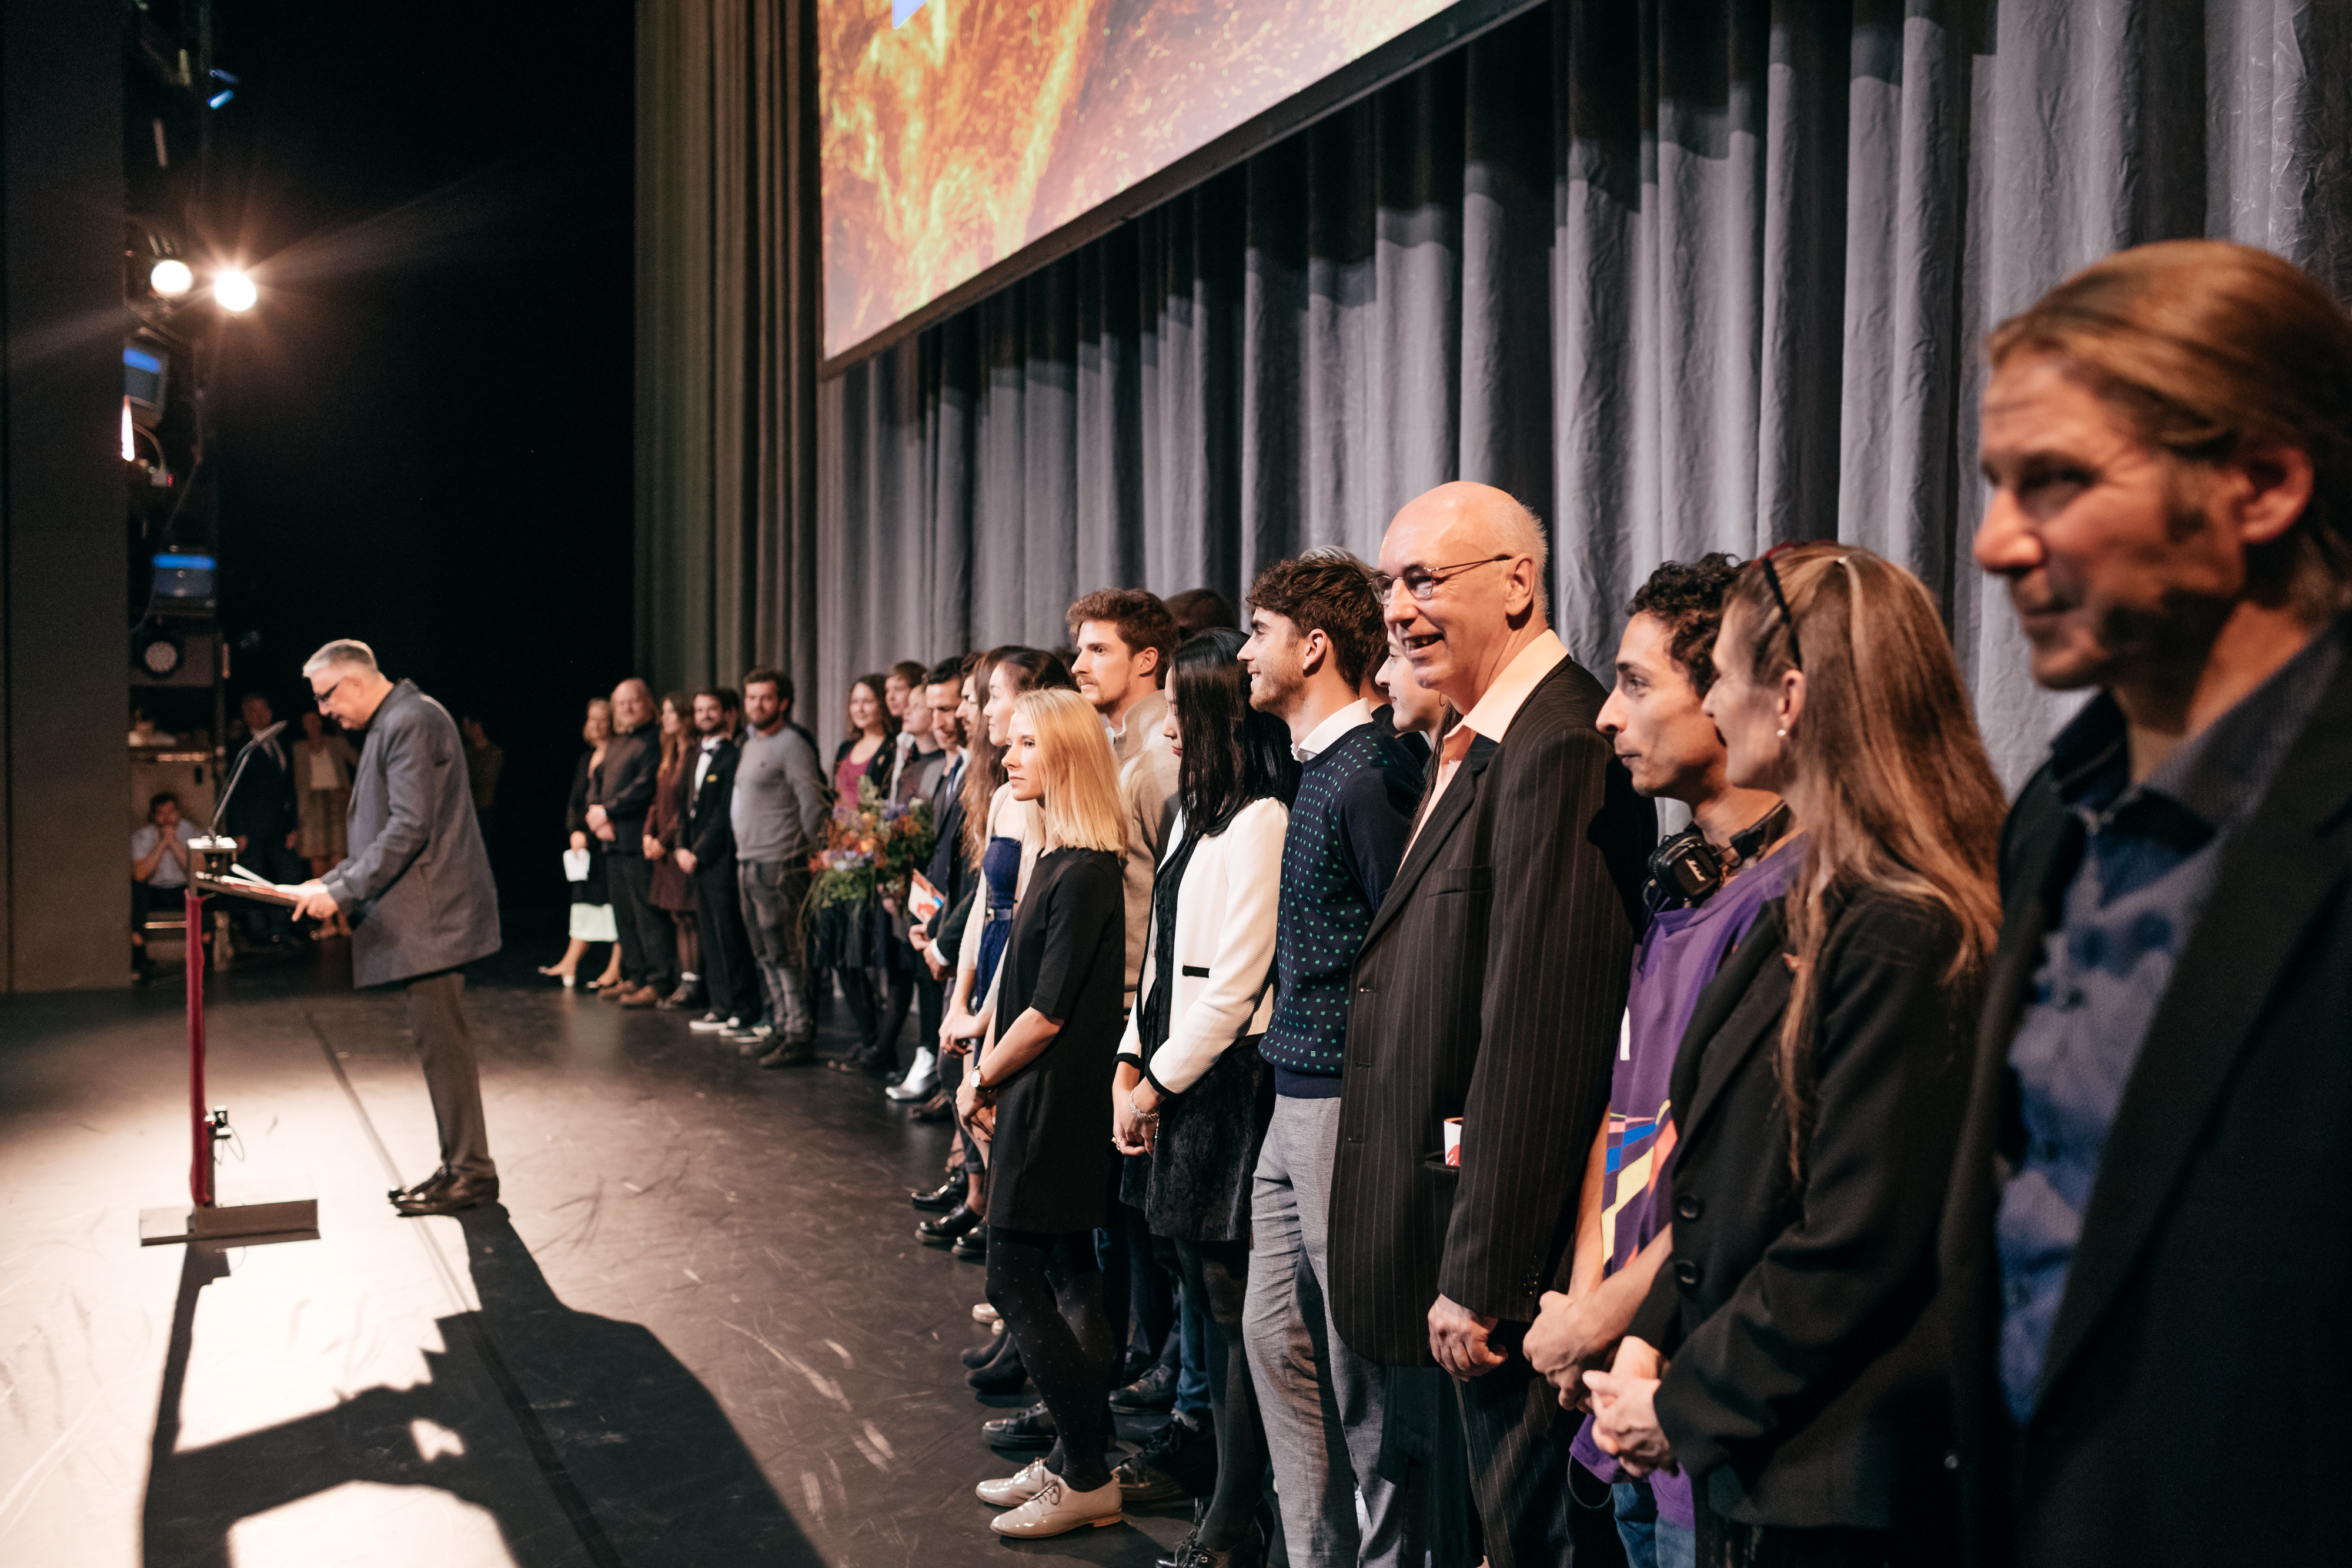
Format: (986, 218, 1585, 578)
(693, 734, 721, 794)
(1291, 698, 1374, 763)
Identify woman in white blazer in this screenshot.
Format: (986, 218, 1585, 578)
(1114, 627, 1298, 1568)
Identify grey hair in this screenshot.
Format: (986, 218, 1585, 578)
(1490, 495, 1552, 623)
(302, 639, 379, 677)
(1298, 543, 1376, 579)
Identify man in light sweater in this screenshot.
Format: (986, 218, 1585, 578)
(730, 666, 828, 1068)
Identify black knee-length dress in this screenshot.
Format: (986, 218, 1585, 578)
(985, 845, 1124, 1235)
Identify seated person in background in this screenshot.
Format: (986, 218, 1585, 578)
(132, 791, 202, 960)
(1524, 555, 1793, 1568)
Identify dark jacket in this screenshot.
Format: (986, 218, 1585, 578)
(590, 727, 659, 837)
(221, 729, 299, 845)
(684, 738, 741, 872)
(1329, 654, 1653, 1363)
(1629, 892, 1970, 1531)
(1938, 655, 2352, 1568)
(320, 680, 500, 988)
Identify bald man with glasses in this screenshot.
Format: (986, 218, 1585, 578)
(291, 639, 503, 1216)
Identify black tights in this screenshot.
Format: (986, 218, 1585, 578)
(987, 1226, 1114, 1491)
(1172, 1236, 1267, 1550)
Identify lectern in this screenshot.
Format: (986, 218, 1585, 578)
(138, 730, 322, 1245)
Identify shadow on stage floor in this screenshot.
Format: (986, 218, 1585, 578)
(0, 940, 1191, 1567)
(143, 1207, 814, 1567)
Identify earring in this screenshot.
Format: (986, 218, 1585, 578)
(1776, 727, 1788, 738)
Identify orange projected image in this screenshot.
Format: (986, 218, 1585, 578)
(820, 0, 1462, 362)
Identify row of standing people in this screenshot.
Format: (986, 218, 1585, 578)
(924, 239, 2352, 1568)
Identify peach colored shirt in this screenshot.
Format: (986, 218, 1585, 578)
(1405, 628, 1569, 854)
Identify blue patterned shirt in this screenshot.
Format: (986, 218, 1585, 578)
(1996, 620, 2344, 1422)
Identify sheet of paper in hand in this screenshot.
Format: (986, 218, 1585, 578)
(908, 869, 946, 926)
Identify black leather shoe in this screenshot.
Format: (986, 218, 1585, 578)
(757, 1039, 815, 1069)
(982, 1401, 1056, 1450)
(918, 1202, 981, 1246)
(911, 1176, 963, 1212)
(961, 1326, 1010, 1369)
(952, 1228, 985, 1262)
(911, 1091, 954, 1124)
(393, 1171, 499, 1217)
(389, 1166, 455, 1203)
(967, 1340, 1027, 1393)
(1111, 1358, 1181, 1413)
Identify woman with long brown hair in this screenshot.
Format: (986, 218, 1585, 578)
(645, 691, 701, 1008)
(817, 673, 901, 1070)
(1586, 543, 2004, 1567)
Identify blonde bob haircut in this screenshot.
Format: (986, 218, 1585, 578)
(1011, 688, 1127, 855)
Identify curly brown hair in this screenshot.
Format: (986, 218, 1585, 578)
(1626, 554, 1742, 696)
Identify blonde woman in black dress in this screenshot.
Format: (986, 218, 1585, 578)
(957, 687, 1130, 1539)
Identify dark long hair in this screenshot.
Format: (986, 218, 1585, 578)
(961, 645, 1076, 868)
(1169, 628, 1299, 835)
(843, 673, 899, 749)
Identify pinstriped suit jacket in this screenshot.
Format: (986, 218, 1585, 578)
(1328, 654, 1652, 1367)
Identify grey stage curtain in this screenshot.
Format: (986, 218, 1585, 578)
(641, 0, 2352, 781)
(637, 0, 823, 712)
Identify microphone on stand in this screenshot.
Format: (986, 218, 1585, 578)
(208, 718, 289, 838)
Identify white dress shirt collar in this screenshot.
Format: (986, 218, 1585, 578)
(1292, 698, 1374, 763)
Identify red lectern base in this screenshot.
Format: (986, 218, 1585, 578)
(139, 1181, 320, 1245)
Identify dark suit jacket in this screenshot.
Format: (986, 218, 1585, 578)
(221, 731, 299, 845)
(590, 728, 659, 837)
(1939, 657, 2352, 1568)
(1329, 653, 1653, 1364)
(684, 740, 740, 871)
(1629, 893, 1969, 1531)
(320, 680, 500, 988)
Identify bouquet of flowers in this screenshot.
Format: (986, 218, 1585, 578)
(807, 776, 935, 912)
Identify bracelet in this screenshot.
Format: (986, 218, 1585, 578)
(1129, 1090, 1159, 1122)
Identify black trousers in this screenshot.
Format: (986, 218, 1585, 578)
(693, 861, 759, 1022)
(606, 847, 677, 990)
(1455, 1330, 1623, 1568)
(405, 970, 495, 1179)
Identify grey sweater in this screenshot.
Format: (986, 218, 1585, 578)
(731, 722, 827, 865)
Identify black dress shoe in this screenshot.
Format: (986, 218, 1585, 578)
(757, 1039, 815, 1069)
(983, 1401, 1057, 1450)
(389, 1166, 455, 1203)
(951, 1228, 985, 1261)
(911, 1091, 954, 1124)
(911, 1176, 963, 1212)
(967, 1340, 1027, 1393)
(392, 1171, 499, 1216)
(1111, 1358, 1181, 1412)
(917, 1202, 981, 1246)
(961, 1326, 1008, 1368)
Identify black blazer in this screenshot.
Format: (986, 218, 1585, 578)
(1329, 653, 1653, 1365)
(1629, 892, 1970, 1532)
(1938, 657, 2352, 1568)
(684, 740, 740, 870)
(590, 728, 659, 836)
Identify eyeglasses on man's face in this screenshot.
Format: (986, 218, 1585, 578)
(312, 673, 356, 710)
(1372, 553, 1514, 603)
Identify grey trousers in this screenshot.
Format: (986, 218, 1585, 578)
(737, 860, 813, 1042)
(1245, 1094, 1438, 1568)
(405, 971, 495, 1179)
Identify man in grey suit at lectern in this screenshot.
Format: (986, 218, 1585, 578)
(290, 638, 503, 1216)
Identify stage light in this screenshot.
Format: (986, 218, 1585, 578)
(122, 401, 136, 462)
(208, 89, 234, 110)
(151, 259, 194, 297)
(213, 270, 258, 312)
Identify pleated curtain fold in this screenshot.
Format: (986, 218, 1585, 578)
(639, 0, 2352, 783)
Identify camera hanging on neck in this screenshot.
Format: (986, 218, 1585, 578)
(1643, 800, 1792, 914)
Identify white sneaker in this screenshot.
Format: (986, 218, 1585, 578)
(975, 1458, 1051, 1507)
(687, 1013, 733, 1032)
(988, 1472, 1122, 1537)
(885, 1047, 938, 1101)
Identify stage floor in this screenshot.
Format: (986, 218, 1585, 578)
(0, 943, 1195, 1566)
